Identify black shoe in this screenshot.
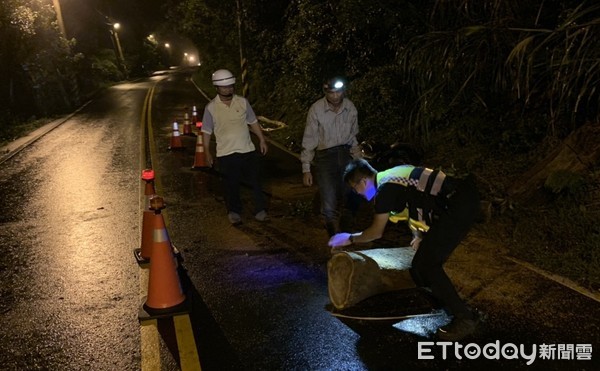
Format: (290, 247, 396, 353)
(436, 316, 479, 341)
(417, 287, 444, 310)
(254, 210, 269, 222)
(325, 222, 339, 237)
(228, 212, 242, 225)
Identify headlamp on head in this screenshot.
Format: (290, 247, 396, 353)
(324, 77, 347, 92)
(332, 80, 344, 90)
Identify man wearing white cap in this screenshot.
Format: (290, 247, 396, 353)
(202, 69, 269, 225)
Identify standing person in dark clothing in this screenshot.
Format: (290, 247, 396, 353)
(201, 69, 269, 225)
(301, 77, 362, 237)
(329, 159, 481, 341)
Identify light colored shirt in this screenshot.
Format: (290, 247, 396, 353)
(201, 95, 258, 157)
(300, 96, 361, 173)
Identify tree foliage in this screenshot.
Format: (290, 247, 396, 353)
(0, 0, 74, 119)
(1, 0, 598, 285)
(167, 0, 599, 151)
(0, 0, 144, 129)
(169, 0, 240, 86)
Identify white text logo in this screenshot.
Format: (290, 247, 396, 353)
(417, 341, 592, 365)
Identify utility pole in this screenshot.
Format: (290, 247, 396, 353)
(236, 0, 248, 97)
(52, 0, 67, 38)
(110, 23, 128, 79)
(51, 0, 82, 108)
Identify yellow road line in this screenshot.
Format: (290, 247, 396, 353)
(139, 82, 202, 370)
(174, 315, 202, 370)
(141, 319, 161, 371)
(140, 86, 161, 371)
(145, 85, 169, 227)
(139, 86, 149, 209)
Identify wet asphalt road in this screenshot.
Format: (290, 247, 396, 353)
(0, 79, 145, 369)
(1, 68, 599, 370)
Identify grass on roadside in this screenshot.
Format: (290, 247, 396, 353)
(499, 181, 600, 291)
(0, 116, 57, 149)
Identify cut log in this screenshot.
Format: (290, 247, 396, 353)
(327, 247, 416, 310)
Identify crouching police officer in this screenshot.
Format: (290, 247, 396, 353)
(329, 158, 480, 341)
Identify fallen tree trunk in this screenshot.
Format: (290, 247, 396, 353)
(327, 247, 416, 310)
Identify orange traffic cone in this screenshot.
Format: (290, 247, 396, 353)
(134, 169, 158, 264)
(182, 112, 193, 136)
(135, 207, 155, 264)
(191, 133, 208, 169)
(139, 196, 187, 320)
(168, 121, 183, 150)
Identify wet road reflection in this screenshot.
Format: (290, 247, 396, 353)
(0, 82, 147, 370)
(1, 68, 598, 370)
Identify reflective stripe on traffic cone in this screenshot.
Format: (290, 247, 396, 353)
(182, 112, 193, 136)
(168, 121, 183, 150)
(139, 196, 188, 320)
(191, 133, 208, 169)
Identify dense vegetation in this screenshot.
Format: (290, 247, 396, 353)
(1, 0, 599, 288)
(0, 0, 166, 139)
(173, 0, 600, 289)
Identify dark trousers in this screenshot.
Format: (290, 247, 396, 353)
(410, 174, 479, 319)
(217, 151, 265, 215)
(314, 146, 357, 235)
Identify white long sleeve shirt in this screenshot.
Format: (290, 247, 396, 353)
(300, 97, 361, 173)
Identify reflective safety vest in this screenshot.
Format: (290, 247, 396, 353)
(377, 165, 448, 232)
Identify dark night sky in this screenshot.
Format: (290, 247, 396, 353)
(59, 0, 172, 51)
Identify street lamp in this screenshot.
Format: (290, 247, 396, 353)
(108, 22, 127, 78)
(163, 43, 172, 66)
